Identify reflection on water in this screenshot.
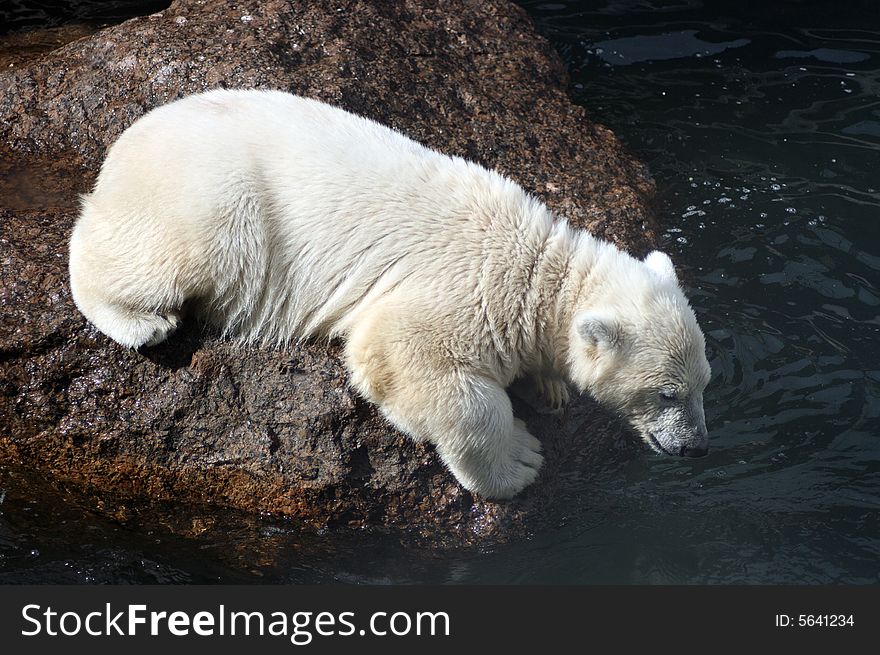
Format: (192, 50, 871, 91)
(590, 30, 751, 64)
(1, 0, 879, 584)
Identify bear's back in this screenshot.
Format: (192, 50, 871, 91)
(84, 89, 547, 343)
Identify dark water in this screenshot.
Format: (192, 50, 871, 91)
(517, 0, 880, 583)
(2, 0, 879, 584)
(0, 0, 170, 34)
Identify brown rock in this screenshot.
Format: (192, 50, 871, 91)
(0, 0, 656, 546)
(0, 23, 100, 70)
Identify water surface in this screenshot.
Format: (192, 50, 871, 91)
(519, 0, 880, 583)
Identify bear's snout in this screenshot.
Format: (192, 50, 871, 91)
(680, 444, 708, 458)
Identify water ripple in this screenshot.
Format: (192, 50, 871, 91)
(519, 0, 880, 584)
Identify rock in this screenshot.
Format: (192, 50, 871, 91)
(0, 0, 657, 546)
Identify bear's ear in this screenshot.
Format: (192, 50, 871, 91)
(644, 250, 678, 283)
(575, 312, 622, 351)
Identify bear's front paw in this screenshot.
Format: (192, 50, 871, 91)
(534, 375, 570, 412)
(462, 419, 544, 500)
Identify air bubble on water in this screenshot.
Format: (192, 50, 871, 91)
(667, 227, 683, 233)
(785, 207, 797, 214)
(703, 199, 711, 205)
(755, 223, 765, 228)
(759, 212, 768, 218)
(676, 236, 688, 244)
(718, 196, 732, 203)
(770, 183, 782, 191)
(686, 205, 697, 211)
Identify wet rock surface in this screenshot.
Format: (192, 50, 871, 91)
(0, 0, 656, 545)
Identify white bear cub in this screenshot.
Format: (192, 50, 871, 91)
(69, 89, 711, 499)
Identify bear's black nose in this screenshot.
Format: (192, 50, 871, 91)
(680, 445, 708, 458)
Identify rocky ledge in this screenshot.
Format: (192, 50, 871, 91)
(0, 0, 657, 546)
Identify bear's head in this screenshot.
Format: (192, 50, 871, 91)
(567, 249, 711, 457)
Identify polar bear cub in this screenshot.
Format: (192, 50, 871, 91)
(69, 89, 711, 499)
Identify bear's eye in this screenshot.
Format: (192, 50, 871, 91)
(658, 389, 678, 403)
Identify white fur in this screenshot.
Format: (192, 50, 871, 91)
(69, 89, 711, 499)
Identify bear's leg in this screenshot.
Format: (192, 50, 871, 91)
(346, 320, 543, 498)
(388, 369, 543, 499)
(532, 374, 570, 412)
(430, 387, 544, 499)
